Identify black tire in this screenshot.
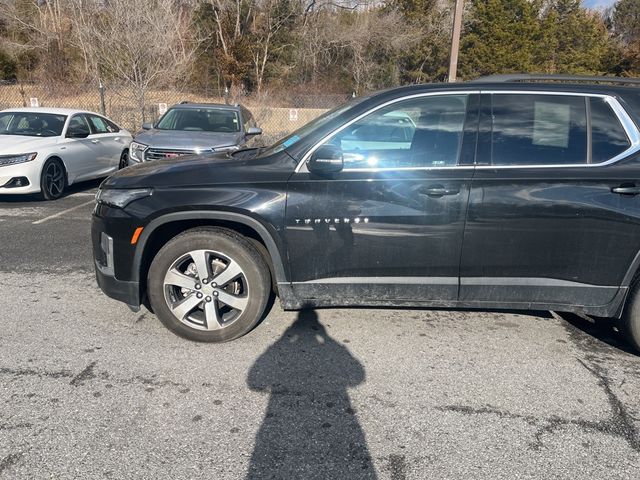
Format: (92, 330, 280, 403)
(620, 281, 640, 352)
(39, 158, 67, 200)
(118, 150, 129, 169)
(147, 227, 271, 342)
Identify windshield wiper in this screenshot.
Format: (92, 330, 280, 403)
(231, 147, 263, 158)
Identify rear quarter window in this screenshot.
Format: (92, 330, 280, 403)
(620, 92, 640, 129)
(590, 98, 631, 163)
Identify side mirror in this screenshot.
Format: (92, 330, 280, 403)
(141, 122, 153, 130)
(307, 145, 344, 174)
(67, 126, 90, 139)
(246, 126, 262, 136)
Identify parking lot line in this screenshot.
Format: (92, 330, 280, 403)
(69, 192, 97, 197)
(32, 200, 95, 225)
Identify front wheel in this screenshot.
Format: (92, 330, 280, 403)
(118, 150, 128, 169)
(40, 158, 67, 200)
(147, 227, 272, 342)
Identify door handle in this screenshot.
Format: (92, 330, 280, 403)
(91, 139, 100, 144)
(420, 185, 460, 198)
(612, 185, 640, 195)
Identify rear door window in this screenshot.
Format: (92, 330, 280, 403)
(590, 98, 630, 163)
(87, 114, 110, 134)
(67, 114, 91, 136)
(489, 94, 588, 166)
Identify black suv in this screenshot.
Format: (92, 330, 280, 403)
(92, 75, 640, 349)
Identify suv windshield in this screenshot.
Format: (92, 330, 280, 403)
(0, 112, 67, 137)
(156, 108, 240, 133)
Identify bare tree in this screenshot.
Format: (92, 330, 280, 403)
(250, 0, 296, 93)
(68, 0, 200, 122)
(0, 0, 74, 78)
(312, 7, 421, 92)
(203, 0, 256, 88)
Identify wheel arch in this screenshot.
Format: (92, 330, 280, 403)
(622, 249, 640, 288)
(40, 155, 70, 187)
(607, 249, 640, 319)
(133, 211, 289, 303)
(42, 154, 67, 173)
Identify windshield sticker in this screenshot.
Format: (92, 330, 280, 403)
(283, 135, 301, 148)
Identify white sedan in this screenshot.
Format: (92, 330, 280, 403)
(0, 107, 132, 199)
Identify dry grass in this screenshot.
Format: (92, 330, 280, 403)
(0, 84, 329, 140)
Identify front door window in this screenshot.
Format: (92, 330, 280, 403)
(319, 95, 469, 170)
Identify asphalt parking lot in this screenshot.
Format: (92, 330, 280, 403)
(1, 182, 640, 479)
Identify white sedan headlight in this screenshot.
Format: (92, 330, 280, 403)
(96, 188, 153, 208)
(0, 152, 37, 167)
(129, 142, 148, 162)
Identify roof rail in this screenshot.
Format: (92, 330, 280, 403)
(470, 74, 640, 86)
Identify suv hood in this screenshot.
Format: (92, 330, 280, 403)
(102, 151, 295, 189)
(134, 129, 243, 150)
(0, 135, 58, 154)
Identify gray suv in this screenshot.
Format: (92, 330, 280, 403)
(128, 103, 262, 164)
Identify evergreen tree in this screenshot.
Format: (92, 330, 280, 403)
(612, 0, 640, 44)
(0, 50, 17, 80)
(539, 0, 615, 74)
(459, 0, 543, 79)
(390, 0, 452, 82)
(459, 0, 618, 79)
(611, 0, 640, 74)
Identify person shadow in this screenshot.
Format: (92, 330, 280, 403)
(246, 310, 377, 479)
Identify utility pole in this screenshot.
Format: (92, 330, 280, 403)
(98, 80, 106, 116)
(448, 0, 464, 83)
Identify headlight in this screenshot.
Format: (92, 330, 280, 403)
(96, 188, 153, 208)
(213, 145, 239, 153)
(0, 152, 37, 167)
(129, 142, 148, 162)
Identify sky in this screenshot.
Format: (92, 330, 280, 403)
(582, 0, 616, 9)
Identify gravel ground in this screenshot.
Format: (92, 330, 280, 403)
(1, 182, 639, 479)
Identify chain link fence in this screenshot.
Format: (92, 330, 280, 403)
(0, 79, 352, 145)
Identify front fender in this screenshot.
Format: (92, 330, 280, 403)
(131, 210, 289, 286)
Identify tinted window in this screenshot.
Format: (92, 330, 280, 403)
(156, 108, 240, 132)
(590, 98, 630, 163)
(323, 95, 468, 169)
(0, 112, 67, 137)
(105, 118, 120, 132)
(490, 94, 587, 165)
(621, 93, 640, 120)
(87, 114, 110, 134)
(67, 115, 91, 136)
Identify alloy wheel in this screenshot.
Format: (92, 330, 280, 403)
(162, 249, 248, 331)
(44, 162, 65, 198)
